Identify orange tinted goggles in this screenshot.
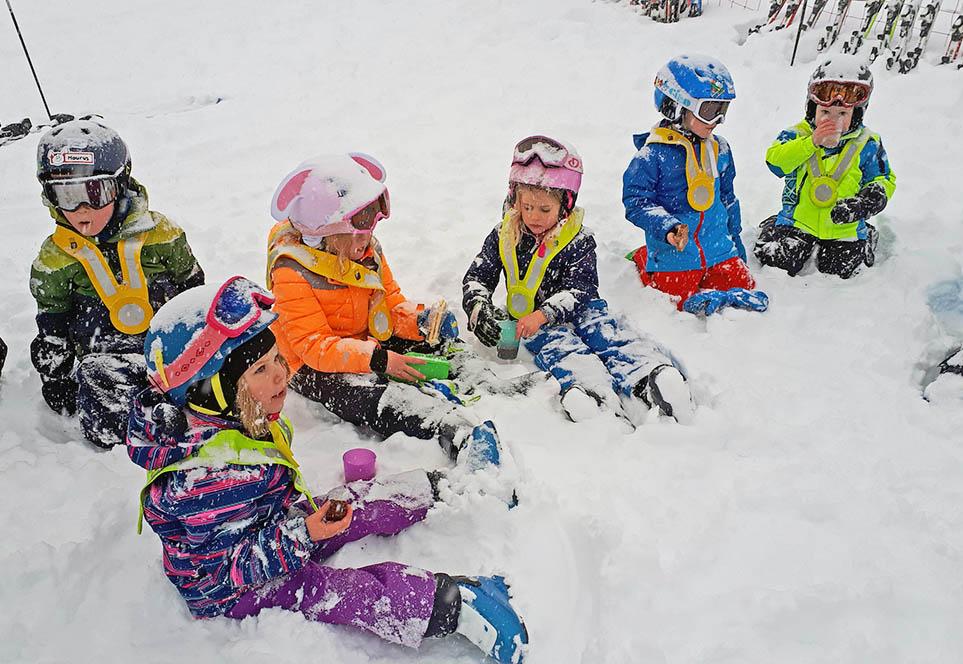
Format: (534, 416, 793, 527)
(809, 80, 870, 108)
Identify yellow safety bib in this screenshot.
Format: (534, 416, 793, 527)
(267, 223, 393, 341)
(805, 128, 871, 208)
(52, 226, 154, 335)
(137, 416, 318, 533)
(645, 127, 720, 212)
(498, 208, 583, 319)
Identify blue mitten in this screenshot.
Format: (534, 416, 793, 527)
(682, 290, 731, 316)
(418, 307, 459, 343)
(725, 288, 769, 312)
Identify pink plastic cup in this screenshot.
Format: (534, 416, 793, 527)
(343, 448, 377, 483)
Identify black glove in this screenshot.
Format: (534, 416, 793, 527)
(467, 300, 508, 347)
(41, 378, 77, 415)
(830, 182, 888, 225)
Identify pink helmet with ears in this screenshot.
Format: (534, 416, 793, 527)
(270, 152, 390, 246)
(508, 135, 583, 210)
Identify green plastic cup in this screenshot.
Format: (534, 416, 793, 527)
(403, 352, 450, 381)
(497, 319, 519, 360)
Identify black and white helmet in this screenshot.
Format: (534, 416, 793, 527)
(36, 119, 131, 186)
(806, 55, 874, 129)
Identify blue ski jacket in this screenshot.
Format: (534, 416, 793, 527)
(622, 127, 746, 273)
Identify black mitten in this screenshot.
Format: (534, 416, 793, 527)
(467, 299, 508, 348)
(830, 182, 888, 224)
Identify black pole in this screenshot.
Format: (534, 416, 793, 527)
(5, 0, 52, 120)
(790, 0, 810, 66)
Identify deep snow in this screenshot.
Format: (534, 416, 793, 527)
(2, 1, 963, 662)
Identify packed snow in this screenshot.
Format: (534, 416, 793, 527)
(2, 0, 963, 662)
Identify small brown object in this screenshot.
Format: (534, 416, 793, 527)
(322, 500, 349, 522)
(427, 299, 447, 345)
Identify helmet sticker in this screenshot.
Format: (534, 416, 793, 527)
(48, 150, 94, 166)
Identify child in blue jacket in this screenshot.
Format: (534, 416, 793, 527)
(623, 54, 767, 315)
(464, 136, 694, 424)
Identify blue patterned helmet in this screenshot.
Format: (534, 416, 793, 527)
(653, 54, 736, 125)
(144, 277, 277, 407)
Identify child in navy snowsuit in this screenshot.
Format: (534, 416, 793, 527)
(29, 120, 204, 448)
(623, 55, 767, 315)
(464, 135, 694, 424)
(129, 277, 528, 663)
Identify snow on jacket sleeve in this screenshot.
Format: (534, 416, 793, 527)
(462, 227, 503, 315)
(146, 463, 315, 590)
(539, 232, 600, 326)
(377, 250, 422, 341)
(622, 146, 685, 242)
(766, 127, 818, 178)
(29, 241, 79, 387)
(718, 137, 747, 262)
(271, 264, 379, 374)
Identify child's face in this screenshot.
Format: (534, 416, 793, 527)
(516, 187, 562, 237)
(814, 104, 853, 130)
(240, 344, 288, 415)
(327, 233, 371, 261)
(62, 202, 115, 237)
(682, 111, 716, 140)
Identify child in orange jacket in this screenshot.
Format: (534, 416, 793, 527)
(267, 153, 516, 466)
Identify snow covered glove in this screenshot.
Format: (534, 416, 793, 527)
(453, 575, 528, 664)
(830, 182, 888, 225)
(418, 307, 459, 344)
(41, 378, 77, 415)
(634, 364, 695, 424)
(467, 299, 508, 348)
(725, 288, 769, 312)
(682, 289, 731, 316)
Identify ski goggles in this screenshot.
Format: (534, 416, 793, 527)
(345, 192, 390, 233)
(692, 99, 731, 125)
(42, 171, 122, 212)
(808, 80, 870, 108)
(512, 136, 583, 173)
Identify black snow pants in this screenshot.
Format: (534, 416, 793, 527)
(753, 216, 877, 279)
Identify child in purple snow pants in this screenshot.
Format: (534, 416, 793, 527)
(127, 278, 527, 663)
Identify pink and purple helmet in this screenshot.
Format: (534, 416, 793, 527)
(508, 135, 583, 210)
(270, 153, 390, 247)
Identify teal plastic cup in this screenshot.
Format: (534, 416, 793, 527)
(497, 319, 519, 360)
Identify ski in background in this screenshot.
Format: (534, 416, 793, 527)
(0, 113, 73, 148)
(900, 0, 942, 71)
(942, 13, 963, 63)
(805, 0, 832, 30)
(869, 0, 906, 61)
(749, 0, 790, 34)
(842, 0, 886, 52)
(817, 0, 855, 50)
(775, 0, 804, 29)
(886, 0, 921, 69)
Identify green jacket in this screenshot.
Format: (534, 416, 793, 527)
(765, 120, 896, 241)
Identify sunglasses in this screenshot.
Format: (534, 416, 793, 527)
(808, 80, 870, 108)
(43, 172, 121, 212)
(513, 136, 583, 173)
(693, 99, 730, 125)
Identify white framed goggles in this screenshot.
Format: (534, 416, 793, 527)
(692, 99, 730, 125)
(42, 167, 124, 212)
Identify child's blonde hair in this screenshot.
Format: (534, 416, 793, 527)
(235, 355, 290, 439)
(505, 184, 567, 249)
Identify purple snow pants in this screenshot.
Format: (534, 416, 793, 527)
(226, 470, 438, 648)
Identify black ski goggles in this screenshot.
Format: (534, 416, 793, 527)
(42, 172, 121, 212)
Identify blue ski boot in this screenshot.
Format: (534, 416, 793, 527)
(462, 420, 501, 470)
(454, 575, 528, 663)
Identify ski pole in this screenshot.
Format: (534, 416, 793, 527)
(5, 0, 52, 121)
(791, 0, 810, 64)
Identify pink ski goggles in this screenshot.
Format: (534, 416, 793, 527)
(509, 135, 583, 193)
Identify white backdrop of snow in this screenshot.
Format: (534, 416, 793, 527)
(2, 1, 963, 662)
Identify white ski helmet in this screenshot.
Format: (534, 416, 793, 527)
(271, 153, 389, 246)
(806, 55, 874, 129)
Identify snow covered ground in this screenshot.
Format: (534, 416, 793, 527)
(3, 1, 963, 662)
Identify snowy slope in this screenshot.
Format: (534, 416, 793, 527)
(2, 1, 963, 662)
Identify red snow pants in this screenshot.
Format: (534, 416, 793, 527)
(632, 247, 756, 310)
